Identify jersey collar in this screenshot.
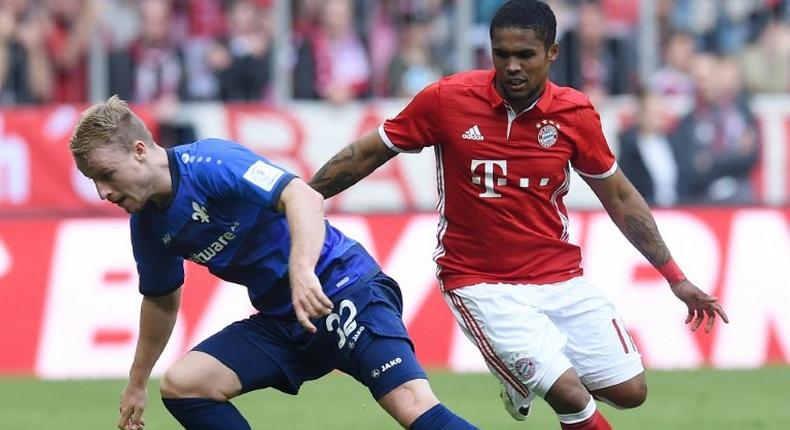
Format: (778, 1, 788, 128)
(149, 148, 181, 213)
(486, 69, 555, 115)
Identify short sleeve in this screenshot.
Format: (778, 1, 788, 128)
(570, 104, 617, 178)
(380, 81, 444, 153)
(195, 142, 297, 208)
(131, 215, 184, 296)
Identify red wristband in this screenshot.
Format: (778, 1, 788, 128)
(658, 259, 686, 285)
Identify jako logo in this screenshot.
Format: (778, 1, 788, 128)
(380, 357, 402, 373)
(370, 357, 403, 379)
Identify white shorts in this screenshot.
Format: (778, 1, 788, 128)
(444, 276, 643, 401)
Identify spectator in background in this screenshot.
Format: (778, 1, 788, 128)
(108, 0, 193, 148)
(650, 31, 697, 96)
(44, 0, 96, 103)
(293, 0, 370, 103)
(129, 0, 184, 103)
(670, 0, 760, 55)
(0, 0, 52, 104)
(600, 0, 639, 37)
(179, 0, 226, 100)
(206, 0, 272, 102)
(292, 0, 321, 39)
(387, 12, 442, 98)
(740, 19, 790, 93)
(365, 0, 399, 97)
(550, 0, 636, 100)
(673, 54, 760, 205)
(618, 89, 679, 207)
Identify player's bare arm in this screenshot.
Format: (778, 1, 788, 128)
(119, 290, 181, 430)
(583, 169, 729, 332)
(309, 131, 397, 198)
(277, 179, 333, 332)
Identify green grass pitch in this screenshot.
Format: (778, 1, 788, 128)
(1, 368, 788, 429)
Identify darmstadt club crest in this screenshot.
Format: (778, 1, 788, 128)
(536, 119, 560, 148)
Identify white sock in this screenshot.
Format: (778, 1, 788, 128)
(557, 396, 596, 424)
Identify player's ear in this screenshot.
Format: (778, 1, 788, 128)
(133, 140, 147, 161)
(547, 43, 559, 63)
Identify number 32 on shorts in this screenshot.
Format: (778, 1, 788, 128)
(325, 299, 361, 349)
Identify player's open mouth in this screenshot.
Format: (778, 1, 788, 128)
(507, 79, 527, 91)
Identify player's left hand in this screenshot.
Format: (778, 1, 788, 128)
(290, 269, 333, 333)
(670, 279, 729, 333)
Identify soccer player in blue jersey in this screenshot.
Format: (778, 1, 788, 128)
(68, 96, 478, 430)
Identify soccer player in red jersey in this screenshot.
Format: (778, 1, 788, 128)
(310, 1, 728, 428)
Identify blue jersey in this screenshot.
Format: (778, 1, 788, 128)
(130, 138, 380, 317)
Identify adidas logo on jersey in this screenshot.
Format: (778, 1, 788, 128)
(462, 125, 484, 141)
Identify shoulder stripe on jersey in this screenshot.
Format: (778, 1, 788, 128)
(574, 161, 618, 179)
(377, 124, 423, 154)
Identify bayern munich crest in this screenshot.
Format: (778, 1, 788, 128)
(514, 357, 536, 380)
(536, 119, 560, 148)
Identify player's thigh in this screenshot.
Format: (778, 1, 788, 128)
(547, 277, 644, 392)
(444, 284, 573, 399)
(160, 351, 242, 400)
(189, 317, 314, 398)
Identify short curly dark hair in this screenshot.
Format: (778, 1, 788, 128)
(489, 0, 557, 51)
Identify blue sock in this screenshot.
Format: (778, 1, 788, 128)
(162, 397, 251, 430)
(409, 403, 479, 430)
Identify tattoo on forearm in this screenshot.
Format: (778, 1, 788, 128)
(623, 213, 671, 267)
(310, 146, 359, 198)
(310, 141, 396, 198)
(312, 143, 396, 199)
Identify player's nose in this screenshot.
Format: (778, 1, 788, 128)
(95, 181, 113, 200)
(506, 57, 521, 73)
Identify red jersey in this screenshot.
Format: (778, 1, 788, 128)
(380, 70, 616, 290)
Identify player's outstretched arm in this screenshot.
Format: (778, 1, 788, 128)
(309, 131, 397, 199)
(583, 169, 729, 333)
(278, 179, 333, 332)
(119, 290, 181, 430)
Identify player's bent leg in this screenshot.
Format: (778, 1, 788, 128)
(544, 369, 614, 430)
(160, 351, 251, 430)
(160, 351, 242, 401)
(544, 368, 593, 413)
(590, 372, 648, 409)
(345, 331, 478, 429)
(378, 379, 479, 430)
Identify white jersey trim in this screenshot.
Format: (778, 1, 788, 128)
(574, 161, 618, 179)
(378, 124, 423, 154)
(432, 145, 448, 291)
(551, 166, 572, 242)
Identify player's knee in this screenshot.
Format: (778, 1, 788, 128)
(378, 379, 439, 427)
(612, 380, 648, 409)
(160, 364, 215, 400)
(544, 371, 591, 413)
(596, 378, 648, 409)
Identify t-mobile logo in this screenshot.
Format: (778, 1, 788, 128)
(471, 159, 507, 198)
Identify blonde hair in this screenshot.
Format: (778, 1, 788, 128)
(69, 95, 154, 158)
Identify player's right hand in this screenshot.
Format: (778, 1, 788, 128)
(290, 269, 333, 333)
(118, 382, 148, 430)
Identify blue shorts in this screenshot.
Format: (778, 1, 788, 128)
(192, 271, 427, 400)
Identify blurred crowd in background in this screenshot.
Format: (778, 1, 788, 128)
(0, 0, 788, 207)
